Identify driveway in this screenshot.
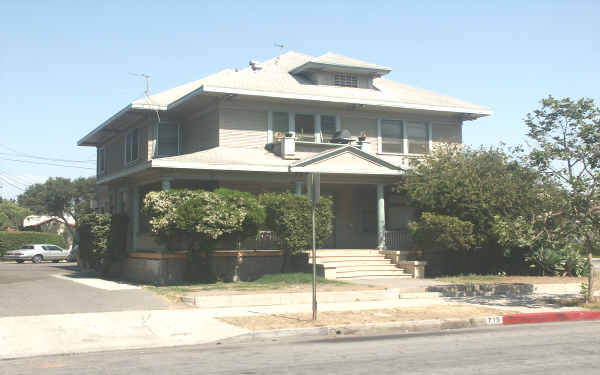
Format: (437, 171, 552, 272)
(0, 261, 171, 317)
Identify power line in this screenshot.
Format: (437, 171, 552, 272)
(0, 173, 28, 190)
(0, 144, 96, 164)
(0, 157, 96, 170)
(0, 175, 26, 192)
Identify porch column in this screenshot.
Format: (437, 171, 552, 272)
(377, 183, 386, 250)
(132, 186, 140, 252)
(161, 177, 172, 191)
(295, 181, 303, 195)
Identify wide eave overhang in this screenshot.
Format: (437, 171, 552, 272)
(78, 85, 492, 147)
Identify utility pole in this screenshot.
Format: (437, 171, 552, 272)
(306, 172, 320, 320)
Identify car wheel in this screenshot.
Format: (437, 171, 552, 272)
(32, 255, 43, 264)
(16, 260, 24, 264)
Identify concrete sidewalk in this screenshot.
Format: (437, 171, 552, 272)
(0, 288, 583, 360)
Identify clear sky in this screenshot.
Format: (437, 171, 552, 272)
(1, 1, 598, 199)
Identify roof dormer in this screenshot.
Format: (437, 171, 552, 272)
(289, 52, 391, 89)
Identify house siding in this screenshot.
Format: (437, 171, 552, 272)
(181, 110, 219, 153)
(219, 107, 267, 148)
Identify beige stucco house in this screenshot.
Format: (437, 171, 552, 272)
(78, 51, 491, 282)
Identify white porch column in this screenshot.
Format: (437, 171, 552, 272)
(161, 177, 172, 191)
(295, 181, 303, 195)
(376, 183, 386, 250)
(132, 187, 140, 252)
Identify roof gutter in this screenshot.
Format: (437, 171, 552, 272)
(201, 85, 493, 116)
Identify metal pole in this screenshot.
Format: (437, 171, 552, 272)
(312, 196, 317, 321)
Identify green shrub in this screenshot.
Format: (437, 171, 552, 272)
(260, 192, 334, 272)
(525, 244, 589, 277)
(106, 214, 129, 264)
(77, 213, 111, 271)
(408, 212, 477, 253)
(0, 231, 68, 256)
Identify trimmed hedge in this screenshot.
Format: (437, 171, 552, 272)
(0, 231, 68, 256)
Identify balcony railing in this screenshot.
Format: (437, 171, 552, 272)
(384, 230, 413, 250)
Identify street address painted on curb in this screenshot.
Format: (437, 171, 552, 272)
(486, 316, 503, 325)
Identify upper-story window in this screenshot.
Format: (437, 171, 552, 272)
(125, 128, 139, 163)
(268, 111, 339, 143)
(272, 112, 289, 140)
(432, 124, 461, 144)
(320, 115, 337, 142)
(378, 119, 430, 155)
(406, 121, 428, 154)
(295, 114, 315, 142)
(334, 72, 358, 88)
(156, 122, 180, 157)
(380, 120, 404, 154)
(98, 147, 106, 175)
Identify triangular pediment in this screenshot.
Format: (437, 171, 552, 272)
(290, 146, 402, 175)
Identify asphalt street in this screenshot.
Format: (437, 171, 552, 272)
(0, 262, 170, 316)
(3, 320, 600, 375)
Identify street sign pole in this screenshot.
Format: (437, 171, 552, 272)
(307, 173, 320, 321)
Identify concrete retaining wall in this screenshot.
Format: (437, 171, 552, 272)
(427, 283, 534, 297)
(118, 251, 313, 285)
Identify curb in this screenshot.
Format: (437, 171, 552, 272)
(220, 311, 600, 344)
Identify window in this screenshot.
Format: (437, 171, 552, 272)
(98, 147, 106, 174)
(380, 120, 403, 154)
(295, 114, 315, 142)
(432, 124, 460, 144)
(156, 122, 179, 157)
(406, 121, 428, 154)
(320, 115, 337, 142)
(334, 72, 358, 88)
(125, 128, 139, 163)
(272, 112, 289, 139)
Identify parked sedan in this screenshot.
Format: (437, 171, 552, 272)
(3, 244, 71, 264)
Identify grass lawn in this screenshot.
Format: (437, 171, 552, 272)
(146, 272, 352, 298)
(583, 303, 600, 310)
(435, 274, 503, 284)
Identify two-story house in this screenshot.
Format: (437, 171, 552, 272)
(78, 51, 491, 282)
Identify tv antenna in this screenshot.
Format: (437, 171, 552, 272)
(274, 43, 285, 63)
(129, 72, 151, 97)
(129, 72, 161, 122)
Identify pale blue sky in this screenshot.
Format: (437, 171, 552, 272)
(1, 1, 599, 198)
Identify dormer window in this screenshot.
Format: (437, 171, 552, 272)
(334, 72, 358, 88)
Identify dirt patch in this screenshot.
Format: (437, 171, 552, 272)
(219, 305, 516, 331)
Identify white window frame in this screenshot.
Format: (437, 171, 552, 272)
(154, 121, 181, 157)
(377, 118, 432, 156)
(98, 146, 106, 176)
(124, 128, 139, 165)
(267, 110, 340, 144)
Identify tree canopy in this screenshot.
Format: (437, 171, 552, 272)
(0, 199, 32, 230)
(524, 96, 600, 297)
(17, 176, 96, 234)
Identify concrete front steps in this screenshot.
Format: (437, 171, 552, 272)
(308, 249, 413, 280)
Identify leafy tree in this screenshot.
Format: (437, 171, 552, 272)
(260, 192, 334, 272)
(524, 96, 600, 299)
(17, 176, 95, 237)
(396, 145, 562, 273)
(0, 199, 32, 230)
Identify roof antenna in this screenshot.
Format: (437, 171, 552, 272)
(129, 72, 161, 122)
(129, 72, 151, 97)
(274, 43, 285, 64)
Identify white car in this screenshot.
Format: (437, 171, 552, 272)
(3, 244, 71, 264)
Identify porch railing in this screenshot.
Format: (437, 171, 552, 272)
(384, 230, 413, 250)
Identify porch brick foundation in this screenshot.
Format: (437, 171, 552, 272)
(118, 251, 313, 285)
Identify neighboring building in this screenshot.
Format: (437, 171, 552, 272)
(22, 215, 75, 248)
(77, 51, 491, 282)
